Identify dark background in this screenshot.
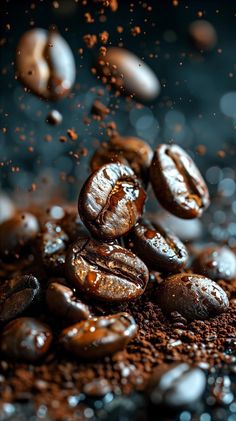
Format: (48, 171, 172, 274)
(1, 0, 236, 243)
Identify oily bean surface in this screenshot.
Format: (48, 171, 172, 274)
(150, 144, 209, 219)
(79, 163, 146, 240)
(37, 221, 68, 273)
(66, 237, 149, 302)
(60, 312, 137, 359)
(192, 246, 236, 281)
(0, 317, 52, 362)
(157, 273, 229, 321)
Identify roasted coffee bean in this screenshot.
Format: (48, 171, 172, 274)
(90, 135, 153, 183)
(61, 210, 89, 242)
(97, 47, 160, 101)
(189, 20, 217, 51)
(0, 275, 40, 322)
(60, 312, 137, 358)
(46, 282, 90, 322)
(0, 212, 39, 257)
(66, 237, 149, 302)
(128, 218, 188, 272)
(192, 246, 236, 281)
(16, 28, 75, 100)
(0, 193, 15, 224)
(0, 317, 52, 362)
(46, 110, 63, 125)
(83, 379, 111, 397)
(150, 144, 209, 219)
(79, 163, 146, 240)
(157, 273, 229, 321)
(147, 363, 206, 408)
(37, 221, 68, 273)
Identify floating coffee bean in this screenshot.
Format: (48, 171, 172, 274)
(16, 28, 76, 100)
(150, 144, 210, 219)
(46, 110, 63, 125)
(60, 312, 137, 359)
(46, 282, 90, 322)
(128, 218, 188, 272)
(97, 47, 160, 101)
(189, 20, 217, 51)
(147, 363, 206, 408)
(0, 275, 40, 322)
(90, 135, 153, 183)
(0, 193, 15, 224)
(79, 163, 146, 240)
(0, 212, 39, 257)
(192, 246, 236, 281)
(157, 273, 229, 321)
(66, 237, 149, 302)
(0, 317, 52, 362)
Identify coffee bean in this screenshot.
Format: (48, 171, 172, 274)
(79, 163, 146, 240)
(128, 218, 188, 272)
(61, 210, 89, 242)
(0, 317, 52, 362)
(90, 135, 153, 183)
(0, 194, 15, 224)
(97, 47, 160, 101)
(37, 221, 68, 273)
(16, 28, 75, 100)
(150, 144, 210, 219)
(192, 246, 236, 281)
(66, 237, 149, 302)
(46, 110, 63, 125)
(0, 275, 40, 322)
(46, 282, 90, 322)
(157, 273, 229, 320)
(0, 212, 39, 258)
(147, 363, 206, 407)
(189, 20, 217, 52)
(60, 312, 137, 358)
(83, 378, 111, 397)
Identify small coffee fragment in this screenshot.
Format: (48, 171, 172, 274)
(46, 110, 63, 125)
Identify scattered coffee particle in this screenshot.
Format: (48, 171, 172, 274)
(83, 34, 97, 48)
(91, 99, 110, 119)
(67, 129, 78, 141)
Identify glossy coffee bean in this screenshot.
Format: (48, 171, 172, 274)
(60, 312, 137, 358)
(128, 218, 188, 272)
(46, 110, 63, 125)
(37, 221, 68, 273)
(66, 237, 149, 302)
(0, 275, 40, 322)
(157, 273, 229, 321)
(147, 363, 206, 408)
(79, 163, 146, 240)
(16, 28, 75, 100)
(192, 246, 236, 281)
(0, 317, 52, 362)
(0, 212, 39, 257)
(90, 135, 153, 183)
(97, 47, 160, 101)
(46, 282, 90, 322)
(150, 144, 209, 219)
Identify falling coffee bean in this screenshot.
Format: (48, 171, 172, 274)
(16, 28, 76, 100)
(60, 312, 137, 358)
(46, 282, 90, 322)
(157, 273, 229, 321)
(66, 237, 149, 302)
(150, 144, 210, 219)
(97, 47, 160, 101)
(46, 110, 63, 125)
(0, 212, 39, 258)
(37, 221, 68, 273)
(79, 163, 146, 240)
(192, 246, 236, 281)
(128, 218, 188, 272)
(0, 317, 52, 362)
(147, 363, 206, 408)
(0, 275, 40, 322)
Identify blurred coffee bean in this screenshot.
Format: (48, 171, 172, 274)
(61, 210, 89, 242)
(0, 317, 52, 362)
(46, 110, 63, 125)
(0, 275, 40, 322)
(37, 221, 68, 273)
(90, 135, 153, 183)
(60, 312, 137, 358)
(0, 194, 15, 224)
(46, 282, 90, 322)
(189, 20, 217, 51)
(0, 212, 39, 258)
(157, 273, 229, 321)
(97, 47, 160, 101)
(66, 237, 149, 302)
(79, 163, 146, 240)
(83, 378, 111, 397)
(150, 144, 209, 219)
(16, 28, 75, 100)
(128, 218, 188, 272)
(147, 363, 206, 408)
(192, 246, 236, 281)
